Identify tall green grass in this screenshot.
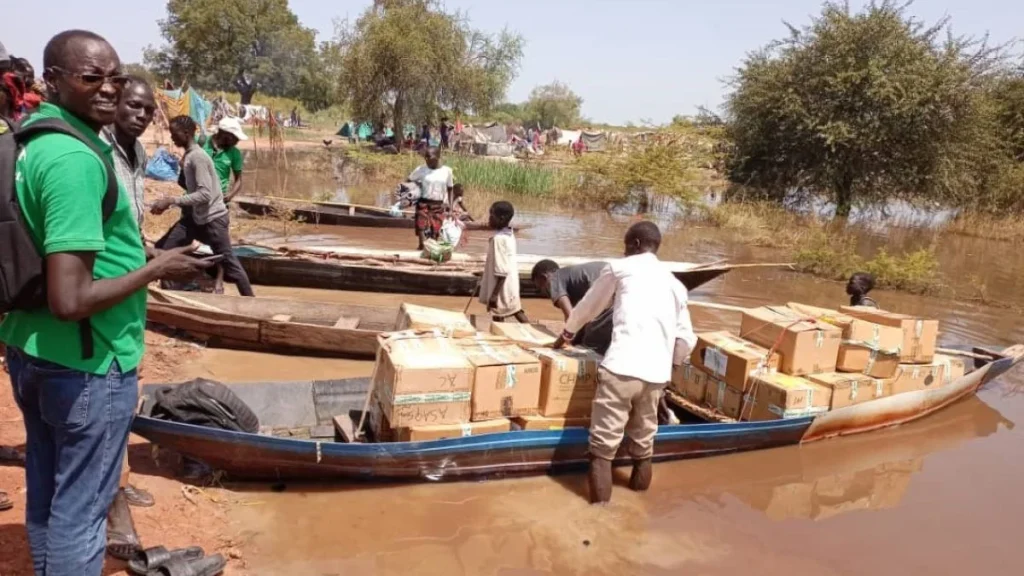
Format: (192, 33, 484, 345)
(445, 156, 563, 196)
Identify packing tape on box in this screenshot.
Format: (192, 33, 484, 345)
(769, 403, 830, 418)
(875, 378, 884, 398)
(707, 347, 729, 378)
(505, 365, 518, 388)
(806, 387, 814, 410)
(912, 366, 921, 380)
(392, 391, 472, 406)
(716, 381, 726, 409)
(865, 349, 877, 375)
(915, 320, 924, 338)
(850, 380, 859, 400)
(940, 356, 953, 385)
(460, 423, 472, 437)
(815, 331, 824, 349)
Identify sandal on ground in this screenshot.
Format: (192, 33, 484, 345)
(128, 546, 205, 575)
(153, 553, 226, 576)
(124, 484, 156, 508)
(0, 491, 12, 511)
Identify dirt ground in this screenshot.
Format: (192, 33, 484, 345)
(0, 333, 251, 576)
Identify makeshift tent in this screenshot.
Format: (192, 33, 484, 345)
(156, 87, 214, 135)
(480, 123, 508, 143)
(556, 129, 581, 146)
(581, 131, 608, 151)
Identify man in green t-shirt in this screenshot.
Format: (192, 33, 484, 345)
(203, 116, 247, 201)
(0, 30, 213, 576)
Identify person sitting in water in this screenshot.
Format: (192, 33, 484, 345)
(847, 272, 878, 308)
(531, 259, 612, 354)
(451, 183, 473, 222)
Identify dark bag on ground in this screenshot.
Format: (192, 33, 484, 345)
(152, 379, 260, 433)
(0, 117, 120, 358)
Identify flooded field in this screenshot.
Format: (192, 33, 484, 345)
(187, 167, 1024, 575)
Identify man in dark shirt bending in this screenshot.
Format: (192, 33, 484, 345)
(531, 260, 613, 354)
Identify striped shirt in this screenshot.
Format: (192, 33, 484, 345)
(101, 127, 148, 229)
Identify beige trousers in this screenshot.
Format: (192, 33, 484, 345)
(588, 368, 666, 461)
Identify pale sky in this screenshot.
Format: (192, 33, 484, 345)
(1, 0, 1019, 124)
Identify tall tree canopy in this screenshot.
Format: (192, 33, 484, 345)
(145, 0, 318, 104)
(523, 81, 583, 130)
(334, 0, 523, 147)
(725, 1, 1003, 217)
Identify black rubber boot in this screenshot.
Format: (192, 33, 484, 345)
(629, 458, 653, 492)
(588, 456, 613, 504)
(106, 489, 143, 560)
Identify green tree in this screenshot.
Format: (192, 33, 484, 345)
(335, 0, 523, 148)
(725, 1, 1003, 217)
(145, 0, 318, 104)
(523, 81, 582, 130)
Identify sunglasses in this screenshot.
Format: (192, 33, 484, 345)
(49, 67, 129, 88)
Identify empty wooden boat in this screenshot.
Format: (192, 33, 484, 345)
(233, 245, 756, 297)
(147, 289, 396, 358)
(129, 344, 1023, 482)
(233, 195, 527, 232)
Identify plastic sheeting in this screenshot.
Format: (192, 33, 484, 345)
(146, 147, 180, 181)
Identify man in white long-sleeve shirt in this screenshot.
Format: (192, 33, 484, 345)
(553, 221, 696, 504)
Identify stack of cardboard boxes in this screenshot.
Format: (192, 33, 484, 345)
(368, 306, 603, 442)
(672, 303, 957, 422)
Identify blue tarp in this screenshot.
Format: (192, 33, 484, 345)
(146, 147, 180, 181)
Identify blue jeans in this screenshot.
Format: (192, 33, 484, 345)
(6, 347, 138, 576)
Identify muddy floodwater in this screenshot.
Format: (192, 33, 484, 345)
(196, 168, 1024, 575)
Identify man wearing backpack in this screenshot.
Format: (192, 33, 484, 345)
(0, 30, 214, 576)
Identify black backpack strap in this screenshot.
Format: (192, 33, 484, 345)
(15, 118, 123, 360)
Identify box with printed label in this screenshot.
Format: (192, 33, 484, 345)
(398, 418, 511, 442)
(672, 362, 709, 405)
(840, 307, 939, 363)
(691, 331, 780, 393)
(746, 372, 832, 421)
(490, 322, 559, 346)
(807, 372, 891, 410)
(395, 303, 476, 337)
(530, 347, 601, 417)
(740, 307, 842, 376)
(373, 332, 474, 428)
(788, 303, 902, 378)
(513, 414, 591, 431)
(887, 354, 965, 395)
(457, 340, 542, 421)
(703, 378, 745, 420)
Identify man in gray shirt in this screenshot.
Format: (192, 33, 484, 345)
(151, 115, 254, 296)
(531, 259, 612, 354)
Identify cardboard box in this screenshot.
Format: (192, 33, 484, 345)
(531, 347, 601, 417)
(395, 303, 476, 337)
(489, 322, 559, 346)
(672, 362, 709, 405)
(840, 307, 939, 363)
(513, 414, 590, 431)
(887, 354, 965, 395)
(740, 306, 842, 376)
(366, 396, 394, 442)
(933, 353, 967, 384)
(704, 378, 745, 420)
(458, 340, 542, 421)
(691, 331, 780, 392)
(373, 333, 473, 428)
(398, 418, 511, 442)
(808, 372, 891, 410)
(788, 303, 902, 378)
(747, 372, 832, 421)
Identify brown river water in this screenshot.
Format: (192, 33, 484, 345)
(182, 168, 1024, 575)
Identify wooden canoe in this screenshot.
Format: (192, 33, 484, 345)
(233, 245, 742, 296)
(233, 195, 527, 232)
(147, 289, 396, 358)
(129, 344, 1023, 482)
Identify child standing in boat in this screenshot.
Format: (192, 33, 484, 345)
(481, 201, 529, 323)
(554, 221, 696, 504)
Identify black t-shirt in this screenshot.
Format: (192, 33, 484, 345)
(549, 261, 609, 306)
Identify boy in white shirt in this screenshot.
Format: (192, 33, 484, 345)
(554, 221, 696, 504)
(480, 201, 529, 323)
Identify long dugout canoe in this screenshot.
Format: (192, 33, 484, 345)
(130, 344, 1023, 482)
